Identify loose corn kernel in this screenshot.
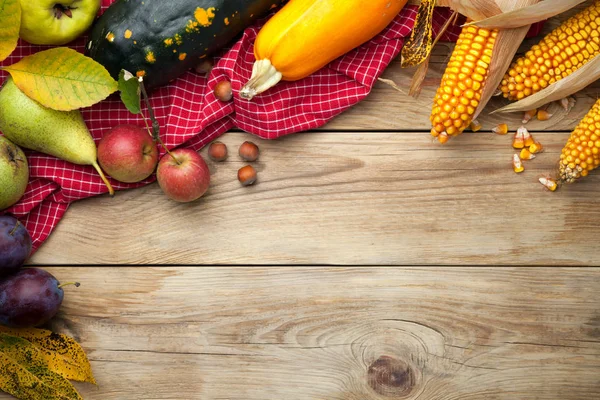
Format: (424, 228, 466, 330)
(513, 129, 525, 149)
(537, 109, 553, 121)
(560, 97, 576, 113)
(513, 154, 524, 173)
(471, 119, 482, 132)
(492, 123, 508, 135)
(520, 148, 536, 160)
(558, 98, 600, 183)
(499, 1, 600, 101)
(519, 126, 535, 147)
(522, 109, 537, 124)
(539, 177, 558, 191)
(430, 25, 498, 142)
(529, 141, 544, 154)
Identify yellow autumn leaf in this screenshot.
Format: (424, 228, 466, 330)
(2, 47, 118, 111)
(0, 0, 21, 62)
(0, 326, 96, 384)
(0, 334, 84, 400)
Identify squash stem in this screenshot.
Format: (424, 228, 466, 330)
(240, 59, 283, 100)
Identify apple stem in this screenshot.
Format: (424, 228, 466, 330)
(58, 282, 81, 289)
(138, 79, 182, 165)
(92, 161, 115, 197)
(9, 220, 21, 236)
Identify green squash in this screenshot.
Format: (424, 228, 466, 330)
(87, 0, 285, 89)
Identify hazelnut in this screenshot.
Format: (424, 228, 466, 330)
(208, 141, 228, 162)
(195, 59, 214, 76)
(214, 80, 233, 102)
(238, 165, 257, 186)
(239, 141, 259, 161)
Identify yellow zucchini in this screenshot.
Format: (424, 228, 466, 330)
(240, 0, 408, 100)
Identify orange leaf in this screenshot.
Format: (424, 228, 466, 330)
(0, 0, 21, 62)
(2, 47, 118, 111)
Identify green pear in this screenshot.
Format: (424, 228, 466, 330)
(0, 136, 29, 210)
(0, 77, 113, 195)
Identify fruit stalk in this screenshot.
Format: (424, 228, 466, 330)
(139, 79, 181, 165)
(92, 162, 115, 196)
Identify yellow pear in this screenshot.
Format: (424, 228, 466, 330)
(0, 77, 113, 195)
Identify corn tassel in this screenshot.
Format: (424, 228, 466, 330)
(499, 0, 600, 101)
(558, 98, 600, 183)
(430, 25, 498, 142)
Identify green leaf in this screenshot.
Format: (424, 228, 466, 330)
(0, 0, 21, 62)
(119, 69, 142, 114)
(2, 47, 118, 111)
(0, 334, 84, 400)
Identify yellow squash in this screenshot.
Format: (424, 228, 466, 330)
(240, 0, 408, 100)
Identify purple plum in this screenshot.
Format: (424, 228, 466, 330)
(0, 215, 32, 277)
(0, 268, 64, 328)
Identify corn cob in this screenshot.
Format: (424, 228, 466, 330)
(430, 25, 498, 142)
(558, 98, 600, 183)
(499, 1, 600, 101)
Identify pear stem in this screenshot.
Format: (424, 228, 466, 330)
(92, 162, 115, 197)
(58, 282, 81, 289)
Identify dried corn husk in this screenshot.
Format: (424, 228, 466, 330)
(494, 54, 600, 113)
(437, 0, 502, 20)
(401, 0, 437, 68)
(408, 11, 458, 97)
(467, 0, 588, 28)
(473, 0, 540, 120)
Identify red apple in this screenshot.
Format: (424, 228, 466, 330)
(156, 149, 210, 202)
(98, 125, 158, 183)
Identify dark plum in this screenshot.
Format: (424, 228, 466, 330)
(0, 268, 64, 328)
(0, 215, 32, 276)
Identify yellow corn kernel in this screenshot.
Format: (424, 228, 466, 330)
(470, 119, 482, 132)
(522, 109, 537, 124)
(513, 154, 524, 173)
(499, 1, 600, 101)
(560, 97, 576, 113)
(529, 141, 544, 154)
(512, 127, 527, 149)
(438, 131, 450, 144)
(537, 109, 553, 121)
(558, 98, 600, 183)
(520, 148, 536, 160)
(519, 126, 535, 147)
(492, 123, 508, 135)
(430, 24, 498, 142)
(539, 177, 558, 191)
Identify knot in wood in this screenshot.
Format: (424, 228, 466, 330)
(367, 355, 415, 398)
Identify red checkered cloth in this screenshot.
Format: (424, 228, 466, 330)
(1, 2, 543, 253)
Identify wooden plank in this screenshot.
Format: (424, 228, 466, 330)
(30, 131, 600, 265)
(2, 267, 598, 400)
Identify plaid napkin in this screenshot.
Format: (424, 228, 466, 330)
(0, 1, 543, 252)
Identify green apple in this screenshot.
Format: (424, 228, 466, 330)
(19, 0, 101, 45)
(0, 136, 28, 210)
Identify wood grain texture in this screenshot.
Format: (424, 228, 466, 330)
(1, 267, 598, 400)
(29, 130, 600, 265)
(26, 1, 600, 265)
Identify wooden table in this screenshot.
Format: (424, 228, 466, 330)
(11, 8, 600, 399)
